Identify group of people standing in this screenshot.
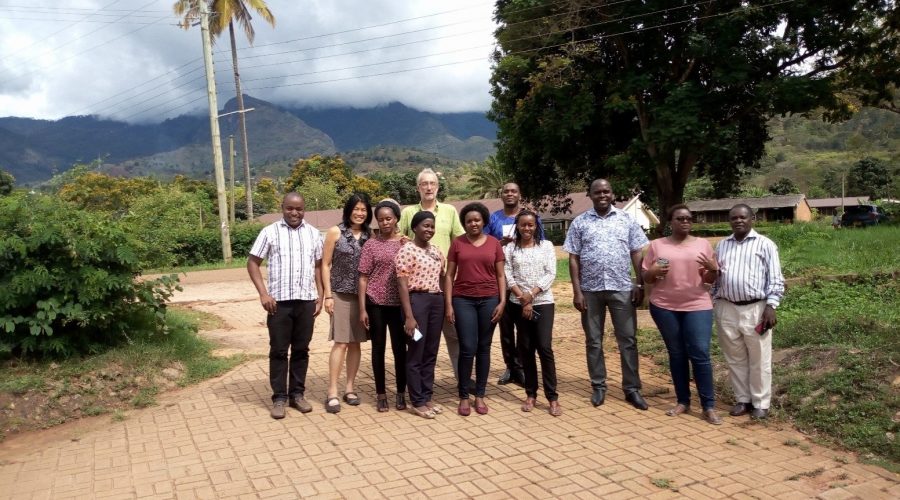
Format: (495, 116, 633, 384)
(248, 172, 784, 425)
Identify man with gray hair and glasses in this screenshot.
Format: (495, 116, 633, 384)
(399, 168, 465, 380)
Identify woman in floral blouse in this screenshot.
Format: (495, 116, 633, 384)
(395, 211, 445, 419)
(321, 193, 371, 413)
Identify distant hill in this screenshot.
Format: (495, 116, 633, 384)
(0, 97, 497, 184)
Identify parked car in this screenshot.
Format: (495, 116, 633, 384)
(840, 204, 889, 227)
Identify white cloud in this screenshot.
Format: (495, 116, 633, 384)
(0, 0, 497, 122)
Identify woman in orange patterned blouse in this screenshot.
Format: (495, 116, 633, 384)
(395, 211, 445, 418)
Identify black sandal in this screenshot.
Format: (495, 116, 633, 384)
(396, 393, 407, 410)
(376, 394, 389, 412)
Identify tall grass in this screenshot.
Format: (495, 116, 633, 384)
(765, 223, 900, 278)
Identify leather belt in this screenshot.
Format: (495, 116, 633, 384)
(724, 298, 764, 306)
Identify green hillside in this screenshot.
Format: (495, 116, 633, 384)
(747, 108, 900, 197)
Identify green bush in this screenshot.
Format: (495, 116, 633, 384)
(170, 222, 264, 267)
(0, 194, 179, 357)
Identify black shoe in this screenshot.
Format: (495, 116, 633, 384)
(729, 402, 752, 416)
(512, 368, 526, 388)
(625, 392, 649, 411)
(498, 369, 513, 385)
(750, 408, 769, 420)
(591, 388, 606, 407)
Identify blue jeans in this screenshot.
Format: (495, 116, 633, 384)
(453, 295, 499, 398)
(649, 304, 715, 410)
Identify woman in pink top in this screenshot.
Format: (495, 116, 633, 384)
(642, 205, 722, 425)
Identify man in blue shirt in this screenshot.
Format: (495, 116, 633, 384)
(484, 182, 539, 386)
(564, 179, 649, 410)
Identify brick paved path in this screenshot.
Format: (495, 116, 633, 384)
(1, 269, 897, 499)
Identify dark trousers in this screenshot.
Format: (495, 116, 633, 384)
(367, 301, 407, 395)
(499, 293, 522, 371)
(405, 293, 444, 407)
(581, 290, 642, 394)
(509, 302, 558, 401)
(453, 295, 499, 398)
(649, 304, 715, 410)
(267, 300, 316, 402)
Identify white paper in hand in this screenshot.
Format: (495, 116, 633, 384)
(413, 328, 423, 341)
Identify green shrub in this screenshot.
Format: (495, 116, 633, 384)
(169, 222, 263, 267)
(0, 193, 179, 357)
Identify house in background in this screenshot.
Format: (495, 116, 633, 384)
(258, 192, 660, 233)
(806, 196, 872, 217)
(686, 194, 813, 223)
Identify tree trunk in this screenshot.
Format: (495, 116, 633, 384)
(229, 22, 254, 220)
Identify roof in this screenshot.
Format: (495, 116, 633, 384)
(686, 194, 807, 212)
(806, 196, 871, 208)
(256, 191, 652, 228)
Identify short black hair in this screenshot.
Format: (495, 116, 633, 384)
(374, 199, 401, 219)
(411, 210, 435, 230)
(459, 202, 490, 226)
(730, 204, 755, 217)
(342, 192, 372, 229)
(666, 204, 691, 221)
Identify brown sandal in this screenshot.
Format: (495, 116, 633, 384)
(548, 401, 562, 417)
(666, 404, 690, 416)
(703, 409, 723, 425)
(521, 397, 536, 412)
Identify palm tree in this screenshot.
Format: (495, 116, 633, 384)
(174, 0, 275, 220)
(467, 156, 509, 199)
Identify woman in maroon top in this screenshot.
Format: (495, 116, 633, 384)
(358, 200, 407, 412)
(445, 202, 506, 416)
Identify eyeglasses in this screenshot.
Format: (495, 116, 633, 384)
(673, 216, 693, 222)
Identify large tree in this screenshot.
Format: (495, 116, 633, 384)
(174, 0, 275, 220)
(489, 0, 900, 223)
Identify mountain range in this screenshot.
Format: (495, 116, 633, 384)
(0, 96, 496, 184)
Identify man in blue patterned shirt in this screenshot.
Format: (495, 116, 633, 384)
(563, 179, 650, 410)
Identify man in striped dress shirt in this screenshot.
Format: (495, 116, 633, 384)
(713, 204, 785, 420)
(248, 192, 324, 419)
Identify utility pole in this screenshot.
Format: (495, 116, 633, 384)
(229, 135, 236, 225)
(199, 0, 232, 263)
(228, 21, 255, 220)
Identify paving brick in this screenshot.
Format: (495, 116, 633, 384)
(0, 272, 894, 500)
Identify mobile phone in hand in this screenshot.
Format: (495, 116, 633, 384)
(755, 322, 766, 334)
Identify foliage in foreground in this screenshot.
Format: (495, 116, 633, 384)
(774, 278, 899, 463)
(0, 193, 179, 357)
(0, 308, 245, 438)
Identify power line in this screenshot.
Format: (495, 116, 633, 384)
(0, 0, 163, 78)
(0, 0, 124, 63)
(109, 0, 714, 120)
(71, 0, 592, 120)
(0, 3, 174, 87)
(0, 4, 170, 14)
(126, 0, 797, 122)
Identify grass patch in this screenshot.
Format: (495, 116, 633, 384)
(556, 258, 570, 282)
(766, 223, 900, 278)
(786, 468, 824, 481)
(0, 309, 246, 439)
(650, 477, 675, 490)
(145, 256, 248, 275)
(637, 276, 899, 468)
